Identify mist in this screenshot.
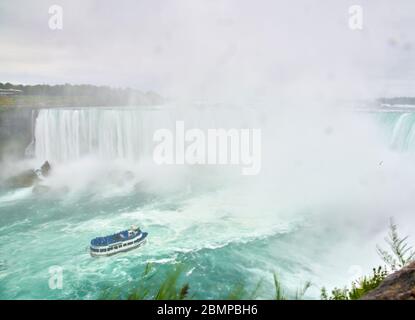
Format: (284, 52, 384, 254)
(1, 0, 415, 100)
(1, 0, 415, 300)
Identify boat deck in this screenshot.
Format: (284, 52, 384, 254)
(91, 230, 140, 247)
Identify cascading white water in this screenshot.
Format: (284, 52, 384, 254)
(34, 106, 260, 163)
(390, 113, 415, 150)
(5, 105, 415, 299)
(34, 108, 154, 162)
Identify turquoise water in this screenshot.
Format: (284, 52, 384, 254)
(1, 108, 415, 300)
(0, 185, 314, 299)
(376, 112, 415, 151)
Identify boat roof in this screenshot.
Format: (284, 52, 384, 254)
(91, 230, 137, 247)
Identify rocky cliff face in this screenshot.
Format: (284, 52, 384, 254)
(0, 107, 35, 160)
(362, 262, 415, 300)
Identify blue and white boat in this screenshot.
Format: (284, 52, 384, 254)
(90, 225, 148, 257)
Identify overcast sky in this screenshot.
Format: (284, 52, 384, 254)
(0, 0, 414, 100)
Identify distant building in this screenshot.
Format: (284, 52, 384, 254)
(0, 89, 23, 96)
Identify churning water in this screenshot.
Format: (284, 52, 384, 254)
(1, 105, 415, 299)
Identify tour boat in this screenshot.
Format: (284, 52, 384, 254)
(90, 225, 148, 257)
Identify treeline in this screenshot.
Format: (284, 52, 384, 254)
(378, 97, 415, 105)
(0, 82, 163, 107)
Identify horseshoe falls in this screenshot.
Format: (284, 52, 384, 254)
(1, 104, 415, 300)
(378, 112, 415, 151)
(33, 108, 164, 163)
(33, 107, 260, 164)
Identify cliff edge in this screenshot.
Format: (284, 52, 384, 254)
(361, 262, 415, 300)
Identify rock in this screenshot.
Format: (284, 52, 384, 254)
(4, 161, 52, 188)
(5, 169, 39, 188)
(40, 161, 51, 176)
(361, 262, 415, 300)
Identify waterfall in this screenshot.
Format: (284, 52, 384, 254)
(25, 109, 39, 158)
(33, 106, 260, 163)
(34, 108, 159, 163)
(386, 113, 415, 151)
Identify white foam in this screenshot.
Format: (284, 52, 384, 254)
(0, 188, 33, 206)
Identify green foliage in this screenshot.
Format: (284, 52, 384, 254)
(225, 273, 309, 300)
(321, 220, 414, 300)
(225, 283, 248, 300)
(273, 273, 285, 300)
(295, 281, 312, 300)
(0, 96, 15, 107)
(248, 279, 263, 299)
(100, 265, 312, 300)
(102, 220, 414, 300)
(101, 263, 191, 300)
(153, 266, 190, 300)
(376, 218, 415, 271)
(320, 266, 388, 300)
(0, 82, 163, 107)
(348, 266, 388, 300)
(320, 287, 328, 300)
(321, 287, 349, 300)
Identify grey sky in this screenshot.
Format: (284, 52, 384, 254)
(0, 0, 414, 99)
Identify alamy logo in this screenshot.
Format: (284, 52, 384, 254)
(153, 121, 262, 176)
(348, 5, 363, 30)
(48, 5, 63, 30)
(48, 265, 63, 290)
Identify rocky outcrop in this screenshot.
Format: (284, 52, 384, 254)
(5, 169, 39, 188)
(40, 161, 51, 176)
(361, 262, 415, 300)
(0, 107, 35, 159)
(4, 161, 51, 188)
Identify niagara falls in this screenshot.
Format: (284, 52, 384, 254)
(1, 0, 415, 309)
